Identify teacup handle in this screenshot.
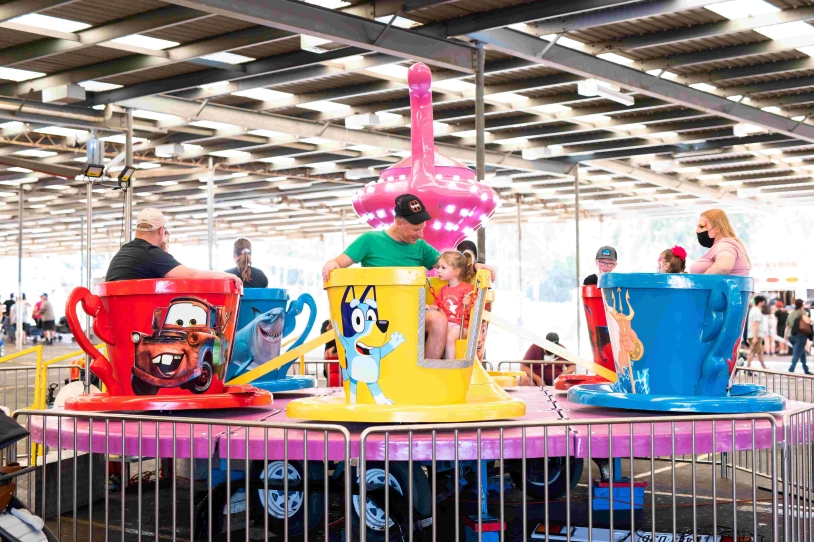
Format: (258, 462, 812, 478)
(65, 286, 122, 395)
(283, 293, 317, 352)
(697, 278, 742, 396)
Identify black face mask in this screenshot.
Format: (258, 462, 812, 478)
(697, 230, 714, 248)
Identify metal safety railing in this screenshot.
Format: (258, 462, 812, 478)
(3, 365, 814, 542)
(9, 409, 352, 542)
(357, 412, 781, 542)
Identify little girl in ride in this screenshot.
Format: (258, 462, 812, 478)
(658, 246, 687, 273)
(429, 250, 477, 359)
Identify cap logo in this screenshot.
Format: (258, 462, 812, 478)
(409, 200, 422, 213)
(602, 250, 610, 255)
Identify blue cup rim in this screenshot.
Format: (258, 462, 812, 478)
(240, 287, 291, 300)
(598, 272, 753, 291)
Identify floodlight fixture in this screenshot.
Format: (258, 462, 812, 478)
(82, 163, 105, 178)
(117, 166, 136, 186)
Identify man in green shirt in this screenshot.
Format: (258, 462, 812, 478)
(322, 194, 495, 358)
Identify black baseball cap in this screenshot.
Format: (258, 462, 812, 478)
(596, 246, 618, 261)
(545, 332, 560, 344)
(394, 193, 432, 225)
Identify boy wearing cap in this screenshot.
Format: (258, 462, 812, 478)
(322, 194, 495, 359)
(105, 208, 242, 289)
(583, 246, 618, 286)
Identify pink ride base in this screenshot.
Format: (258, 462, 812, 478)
(34, 388, 802, 461)
(63, 385, 272, 412)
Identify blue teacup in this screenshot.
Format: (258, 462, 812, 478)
(598, 273, 752, 397)
(226, 288, 317, 386)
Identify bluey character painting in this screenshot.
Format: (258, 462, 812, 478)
(335, 285, 405, 404)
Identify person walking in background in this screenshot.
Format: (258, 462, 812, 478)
(225, 238, 268, 288)
(762, 303, 775, 356)
(787, 299, 812, 374)
(2, 294, 14, 335)
(744, 295, 767, 372)
(9, 294, 30, 344)
(775, 301, 789, 355)
(38, 294, 56, 345)
(31, 297, 42, 331)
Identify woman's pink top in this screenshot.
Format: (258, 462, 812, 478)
(689, 238, 751, 276)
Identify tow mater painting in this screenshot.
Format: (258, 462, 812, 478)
(131, 296, 231, 396)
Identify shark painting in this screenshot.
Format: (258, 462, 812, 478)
(227, 307, 286, 380)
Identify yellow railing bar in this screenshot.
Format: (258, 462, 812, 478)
(0, 345, 43, 366)
(227, 330, 335, 386)
(33, 344, 107, 410)
(483, 310, 617, 383)
(29, 343, 107, 462)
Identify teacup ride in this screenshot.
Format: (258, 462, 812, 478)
(553, 285, 617, 392)
(62, 279, 272, 411)
(233, 268, 526, 423)
(225, 288, 318, 392)
(568, 273, 786, 413)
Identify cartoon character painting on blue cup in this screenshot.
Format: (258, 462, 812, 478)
(604, 288, 648, 394)
(568, 273, 786, 413)
(226, 288, 317, 391)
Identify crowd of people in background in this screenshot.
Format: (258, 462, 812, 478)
(1, 292, 60, 345)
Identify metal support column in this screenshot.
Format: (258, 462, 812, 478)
(207, 157, 215, 270)
(574, 164, 581, 355)
(15, 189, 22, 350)
(84, 132, 101, 393)
(516, 194, 522, 329)
(341, 208, 346, 250)
(475, 42, 487, 259)
(123, 108, 133, 243)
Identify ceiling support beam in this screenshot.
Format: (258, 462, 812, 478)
(0, 0, 77, 23)
(115, 95, 572, 175)
(0, 27, 292, 96)
(0, 155, 81, 178)
(86, 48, 372, 105)
(470, 28, 814, 145)
(420, 0, 640, 37)
(160, 0, 476, 72)
(0, 6, 211, 67)
(524, 0, 721, 38)
(605, 5, 814, 51)
(588, 159, 772, 212)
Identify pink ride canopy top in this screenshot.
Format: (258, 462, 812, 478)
(351, 62, 499, 252)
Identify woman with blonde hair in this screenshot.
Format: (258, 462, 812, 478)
(225, 238, 268, 288)
(689, 209, 751, 276)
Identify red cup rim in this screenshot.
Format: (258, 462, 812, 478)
(95, 279, 239, 297)
(582, 284, 602, 298)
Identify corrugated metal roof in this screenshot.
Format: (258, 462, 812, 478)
(1, 0, 813, 256)
(43, 0, 167, 25)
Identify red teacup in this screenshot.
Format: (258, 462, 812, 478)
(66, 279, 240, 398)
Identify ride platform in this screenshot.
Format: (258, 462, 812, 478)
(29, 387, 800, 462)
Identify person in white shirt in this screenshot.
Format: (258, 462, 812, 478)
(745, 295, 767, 372)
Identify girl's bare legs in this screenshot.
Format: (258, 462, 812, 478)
(444, 324, 461, 360)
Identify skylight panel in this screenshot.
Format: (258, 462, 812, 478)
(0, 67, 44, 82)
(200, 52, 255, 64)
(78, 81, 122, 92)
(111, 35, 179, 50)
(8, 13, 90, 32)
(704, 0, 779, 20)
